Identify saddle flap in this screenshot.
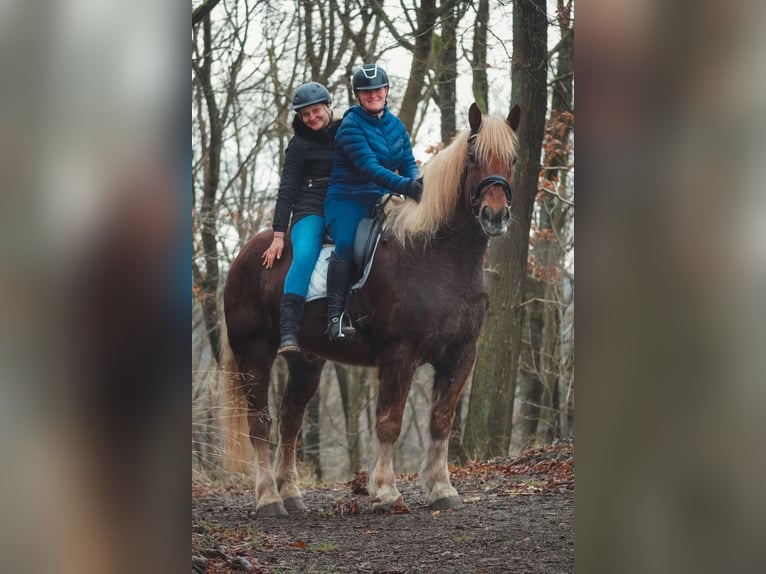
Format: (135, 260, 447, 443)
(352, 216, 381, 270)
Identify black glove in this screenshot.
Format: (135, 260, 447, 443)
(405, 178, 423, 203)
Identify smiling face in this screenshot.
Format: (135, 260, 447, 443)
(297, 103, 331, 131)
(356, 86, 389, 115)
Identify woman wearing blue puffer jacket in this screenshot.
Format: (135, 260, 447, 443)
(324, 63, 423, 340)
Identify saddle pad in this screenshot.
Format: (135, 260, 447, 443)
(305, 238, 381, 302)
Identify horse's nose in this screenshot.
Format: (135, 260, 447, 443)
(480, 204, 510, 235)
(481, 204, 510, 223)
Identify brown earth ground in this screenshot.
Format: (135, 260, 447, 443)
(192, 441, 573, 574)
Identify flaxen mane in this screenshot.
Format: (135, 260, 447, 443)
(385, 114, 519, 245)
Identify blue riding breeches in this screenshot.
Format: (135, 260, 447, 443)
(324, 194, 378, 262)
(283, 215, 324, 297)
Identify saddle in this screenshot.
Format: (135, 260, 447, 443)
(306, 198, 389, 311)
(346, 200, 389, 330)
(352, 200, 387, 275)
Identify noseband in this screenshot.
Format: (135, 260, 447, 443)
(463, 134, 514, 215)
(471, 175, 513, 215)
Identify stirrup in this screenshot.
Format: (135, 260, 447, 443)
(327, 313, 356, 340)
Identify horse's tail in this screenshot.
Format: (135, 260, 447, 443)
(219, 315, 254, 474)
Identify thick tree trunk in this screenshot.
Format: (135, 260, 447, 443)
(398, 0, 437, 132)
(513, 0, 574, 450)
(463, 0, 548, 460)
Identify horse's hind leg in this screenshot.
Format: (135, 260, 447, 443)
(423, 345, 477, 510)
(274, 354, 325, 512)
(237, 342, 287, 517)
(370, 350, 416, 510)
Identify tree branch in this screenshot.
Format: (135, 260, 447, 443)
(192, 0, 221, 27)
(539, 187, 574, 207)
(369, 0, 415, 51)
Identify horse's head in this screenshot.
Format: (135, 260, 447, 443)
(385, 103, 521, 246)
(464, 102, 521, 236)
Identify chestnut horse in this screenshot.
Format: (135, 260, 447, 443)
(221, 103, 520, 516)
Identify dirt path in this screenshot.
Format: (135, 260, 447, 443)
(193, 443, 574, 574)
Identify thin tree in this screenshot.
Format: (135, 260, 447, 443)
(470, 0, 490, 113)
(192, 11, 231, 363)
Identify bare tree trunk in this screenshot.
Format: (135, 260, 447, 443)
(470, 0, 490, 113)
(335, 363, 370, 475)
(193, 14, 223, 362)
(511, 276, 544, 454)
(536, 286, 560, 442)
(435, 2, 463, 143)
(300, 391, 322, 481)
(533, 0, 574, 444)
(463, 0, 548, 460)
(395, 0, 437, 132)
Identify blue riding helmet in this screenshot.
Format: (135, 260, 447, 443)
(292, 82, 332, 111)
(352, 64, 389, 91)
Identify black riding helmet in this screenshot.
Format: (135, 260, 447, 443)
(292, 82, 331, 111)
(352, 64, 389, 91)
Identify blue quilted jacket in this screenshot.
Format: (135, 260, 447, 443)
(326, 104, 419, 202)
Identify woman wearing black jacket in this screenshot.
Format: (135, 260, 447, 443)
(262, 82, 340, 354)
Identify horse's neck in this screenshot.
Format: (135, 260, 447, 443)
(443, 207, 487, 244)
(431, 211, 489, 263)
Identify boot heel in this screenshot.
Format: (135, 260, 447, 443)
(277, 337, 301, 354)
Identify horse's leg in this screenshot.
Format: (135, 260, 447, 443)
(237, 342, 287, 517)
(423, 344, 477, 510)
(370, 351, 416, 510)
(274, 354, 325, 512)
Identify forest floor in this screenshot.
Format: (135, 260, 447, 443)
(192, 440, 573, 574)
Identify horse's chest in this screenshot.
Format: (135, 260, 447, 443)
(406, 285, 487, 335)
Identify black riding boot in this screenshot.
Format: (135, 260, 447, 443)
(278, 293, 305, 354)
(326, 252, 356, 340)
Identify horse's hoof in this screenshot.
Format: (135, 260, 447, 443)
(255, 501, 288, 517)
(430, 496, 464, 511)
(283, 497, 306, 512)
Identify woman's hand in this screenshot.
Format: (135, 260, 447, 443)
(262, 233, 285, 268)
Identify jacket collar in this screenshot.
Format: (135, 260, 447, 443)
(292, 113, 339, 141)
(346, 104, 389, 124)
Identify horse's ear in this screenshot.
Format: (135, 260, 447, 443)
(469, 102, 482, 134)
(507, 104, 521, 132)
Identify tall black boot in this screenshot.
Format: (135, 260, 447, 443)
(278, 293, 305, 354)
(325, 252, 356, 340)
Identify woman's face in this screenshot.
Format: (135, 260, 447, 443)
(357, 86, 388, 115)
(298, 103, 331, 131)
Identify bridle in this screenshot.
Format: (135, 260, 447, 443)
(462, 133, 514, 216)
